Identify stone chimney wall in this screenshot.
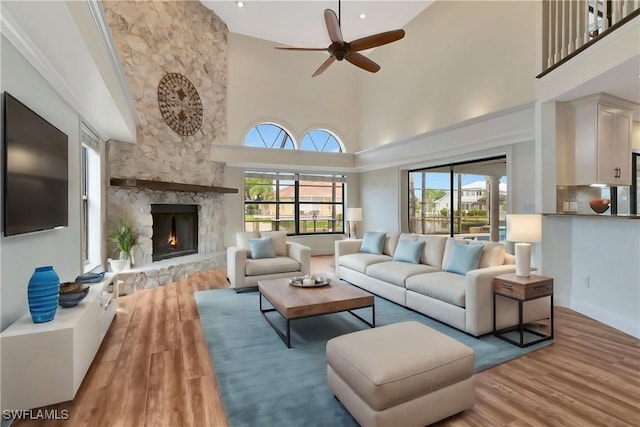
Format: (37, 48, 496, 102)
(103, 1, 229, 266)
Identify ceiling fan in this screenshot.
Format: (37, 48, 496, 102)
(275, 0, 405, 77)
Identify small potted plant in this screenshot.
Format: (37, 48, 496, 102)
(108, 215, 138, 272)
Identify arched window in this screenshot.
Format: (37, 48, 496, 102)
(244, 123, 295, 149)
(300, 129, 343, 152)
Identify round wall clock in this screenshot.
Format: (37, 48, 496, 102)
(157, 73, 203, 136)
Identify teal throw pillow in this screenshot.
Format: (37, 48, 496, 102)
(393, 240, 425, 264)
(444, 242, 483, 274)
(248, 237, 276, 259)
(360, 232, 386, 255)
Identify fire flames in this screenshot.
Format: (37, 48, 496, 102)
(167, 233, 177, 249)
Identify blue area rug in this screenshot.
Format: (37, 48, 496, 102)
(195, 288, 552, 427)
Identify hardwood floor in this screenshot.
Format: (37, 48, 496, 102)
(15, 256, 639, 426)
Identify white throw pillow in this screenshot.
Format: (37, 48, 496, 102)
(260, 231, 287, 256)
(237, 231, 260, 257)
(478, 242, 506, 268)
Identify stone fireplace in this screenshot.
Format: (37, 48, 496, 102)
(151, 204, 198, 261)
(103, 1, 231, 289)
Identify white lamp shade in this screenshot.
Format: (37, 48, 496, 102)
(506, 214, 542, 243)
(346, 208, 362, 222)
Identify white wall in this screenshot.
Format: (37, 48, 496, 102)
(570, 218, 640, 337)
(357, 0, 536, 151)
(227, 33, 360, 152)
(543, 217, 640, 338)
(1, 36, 82, 331)
(360, 167, 401, 233)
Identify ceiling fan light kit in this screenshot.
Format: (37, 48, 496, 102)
(275, 1, 405, 77)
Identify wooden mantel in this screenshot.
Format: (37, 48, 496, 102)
(110, 178, 238, 194)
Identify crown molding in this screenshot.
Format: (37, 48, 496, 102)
(1, 5, 84, 114)
(85, 0, 138, 126)
(353, 102, 536, 172)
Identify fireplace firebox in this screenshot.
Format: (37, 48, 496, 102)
(151, 204, 198, 261)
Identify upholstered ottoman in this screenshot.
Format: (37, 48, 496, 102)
(326, 321, 475, 427)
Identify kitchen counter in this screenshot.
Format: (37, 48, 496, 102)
(544, 213, 640, 219)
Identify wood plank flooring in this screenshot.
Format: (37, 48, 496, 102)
(14, 256, 640, 426)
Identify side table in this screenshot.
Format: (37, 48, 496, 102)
(493, 273, 553, 348)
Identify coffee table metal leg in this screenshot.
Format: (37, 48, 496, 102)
(286, 319, 291, 348)
(347, 304, 375, 328)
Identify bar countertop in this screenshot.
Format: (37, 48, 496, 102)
(543, 213, 640, 219)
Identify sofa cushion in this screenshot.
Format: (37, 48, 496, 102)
(366, 261, 437, 287)
(441, 237, 470, 268)
(393, 240, 424, 264)
(360, 232, 386, 254)
(406, 271, 466, 308)
(245, 256, 300, 276)
(260, 231, 287, 256)
(444, 242, 483, 274)
(416, 235, 448, 268)
(236, 231, 260, 256)
(478, 242, 506, 268)
(382, 232, 401, 256)
(339, 253, 391, 274)
(248, 237, 276, 259)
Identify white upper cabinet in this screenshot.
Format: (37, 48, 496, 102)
(565, 93, 637, 187)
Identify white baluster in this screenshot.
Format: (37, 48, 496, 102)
(575, 0, 584, 48)
(560, 0, 566, 58)
(603, 0, 609, 30)
(568, 0, 575, 55)
(548, 0, 553, 67)
(612, 0, 620, 23)
(584, 0, 590, 44)
(553, 2, 560, 64)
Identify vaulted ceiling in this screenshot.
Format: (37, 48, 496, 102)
(202, 1, 433, 48)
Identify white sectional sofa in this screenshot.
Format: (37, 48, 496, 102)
(335, 232, 550, 336)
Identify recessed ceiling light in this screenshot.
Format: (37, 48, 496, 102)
(360, 13, 366, 19)
(236, 1, 245, 8)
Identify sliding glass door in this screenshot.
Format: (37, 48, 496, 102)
(409, 157, 507, 242)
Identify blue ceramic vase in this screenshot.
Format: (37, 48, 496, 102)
(27, 266, 60, 323)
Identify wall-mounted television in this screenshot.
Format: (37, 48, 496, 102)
(2, 92, 69, 237)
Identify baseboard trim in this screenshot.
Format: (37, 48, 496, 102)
(570, 298, 640, 339)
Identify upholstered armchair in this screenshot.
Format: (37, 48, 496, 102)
(227, 231, 311, 291)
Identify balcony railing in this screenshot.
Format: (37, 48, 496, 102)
(539, 0, 640, 77)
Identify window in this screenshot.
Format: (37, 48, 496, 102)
(409, 157, 507, 241)
(300, 129, 343, 152)
(243, 123, 346, 152)
(81, 124, 102, 271)
(244, 171, 345, 235)
(244, 123, 295, 149)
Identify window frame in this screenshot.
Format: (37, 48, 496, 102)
(80, 123, 102, 272)
(408, 155, 507, 241)
(244, 172, 345, 236)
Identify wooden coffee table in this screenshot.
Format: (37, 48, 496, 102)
(258, 277, 375, 348)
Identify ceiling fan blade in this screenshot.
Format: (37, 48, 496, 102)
(345, 52, 380, 73)
(324, 9, 343, 44)
(312, 56, 336, 77)
(275, 47, 328, 51)
(350, 29, 406, 52)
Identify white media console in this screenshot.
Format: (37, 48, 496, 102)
(1, 274, 117, 410)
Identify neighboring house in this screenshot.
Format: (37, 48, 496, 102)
(433, 180, 507, 214)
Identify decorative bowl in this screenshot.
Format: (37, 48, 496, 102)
(589, 199, 610, 214)
(59, 282, 90, 308)
(289, 276, 331, 287)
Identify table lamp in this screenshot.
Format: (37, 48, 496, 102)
(506, 214, 542, 277)
(346, 208, 362, 239)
